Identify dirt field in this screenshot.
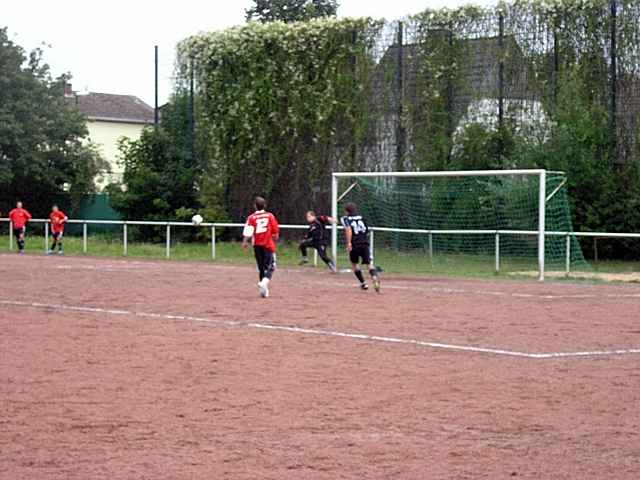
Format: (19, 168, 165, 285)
(1, 253, 640, 479)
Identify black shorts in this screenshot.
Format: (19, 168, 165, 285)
(52, 232, 63, 240)
(349, 244, 371, 265)
(13, 228, 25, 237)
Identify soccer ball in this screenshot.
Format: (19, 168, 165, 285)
(192, 214, 204, 226)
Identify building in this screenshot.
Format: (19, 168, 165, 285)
(65, 84, 155, 188)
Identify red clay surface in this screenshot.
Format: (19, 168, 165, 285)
(1, 253, 640, 479)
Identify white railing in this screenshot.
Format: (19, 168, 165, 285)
(1, 218, 639, 276)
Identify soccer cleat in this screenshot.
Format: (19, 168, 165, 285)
(360, 283, 369, 291)
(58, 250, 64, 255)
(299, 257, 309, 266)
(258, 278, 270, 298)
(46, 250, 53, 256)
(328, 262, 337, 273)
(373, 276, 381, 293)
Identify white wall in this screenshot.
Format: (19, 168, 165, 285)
(86, 120, 148, 190)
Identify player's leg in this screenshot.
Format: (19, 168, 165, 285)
(316, 244, 336, 272)
(254, 246, 265, 281)
(15, 228, 25, 253)
(361, 247, 380, 293)
(350, 247, 368, 289)
(257, 248, 274, 298)
(48, 233, 58, 255)
(57, 232, 64, 254)
(299, 239, 312, 265)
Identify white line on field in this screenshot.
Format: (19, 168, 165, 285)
(306, 279, 640, 300)
(2, 299, 640, 360)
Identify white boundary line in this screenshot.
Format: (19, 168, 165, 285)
(2, 299, 640, 360)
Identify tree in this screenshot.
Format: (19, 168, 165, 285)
(106, 96, 206, 237)
(246, 0, 338, 23)
(0, 27, 106, 215)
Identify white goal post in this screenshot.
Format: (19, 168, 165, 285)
(331, 169, 548, 282)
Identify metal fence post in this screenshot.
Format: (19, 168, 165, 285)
(166, 224, 171, 258)
(495, 232, 500, 273)
(428, 232, 433, 264)
(44, 221, 49, 253)
(370, 229, 375, 262)
(313, 250, 318, 267)
(565, 233, 571, 275)
(9, 221, 13, 251)
(211, 226, 216, 260)
(123, 223, 128, 256)
(83, 222, 88, 253)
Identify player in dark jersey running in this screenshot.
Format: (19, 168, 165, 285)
(341, 202, 380, 292)
(299, 211, 336, 272)
(242, 196, 280, 298)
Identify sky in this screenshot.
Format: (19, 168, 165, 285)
(4, 0, 494, 106)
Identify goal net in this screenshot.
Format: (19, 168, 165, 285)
(331, 170, 587, 281)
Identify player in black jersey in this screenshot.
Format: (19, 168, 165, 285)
(341, 202, 380, 292)
(299, 211, 337, 272)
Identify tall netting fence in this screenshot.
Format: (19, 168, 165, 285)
(336, 173, 588, 275)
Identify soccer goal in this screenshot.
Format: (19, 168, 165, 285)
(331, 169, 586, 282)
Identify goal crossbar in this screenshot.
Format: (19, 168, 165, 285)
(331, 169, 550, 282)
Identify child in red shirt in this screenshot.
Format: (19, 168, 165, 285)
(8, 201, 32, 254)
(242, 196, 279, 298)
(48, 205, 68, 255)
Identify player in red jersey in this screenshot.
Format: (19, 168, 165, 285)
(242, 196, 280, 298)
(48, 205, 68, 255)
(8, 201, 32, 254)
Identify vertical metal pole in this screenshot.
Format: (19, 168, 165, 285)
(44, 221, 49, 253)
(9, 221, 13, 250)
(495, 232, 500, 273)
(610, 0, 617, 160)
(395, 21, 405, 169)
(313, 250, 318, 267)
(188, 57, 195, 165)
(166, 224, 171, 258)
(538, 171, 547, 282)
(123, 223, 128, 256)
(211, 226, 216, 260)
(83, 222, 88, 253)
(565, 234, 571, 275)
(370, 230, 375, 262)
(428, 232, 434, 264)
(552, 28, 559, 112)
(593, 238, 599, 263)
(154, 45, 159, 126)
(331, 174, 338, 266)
(498, 12, 505, 132)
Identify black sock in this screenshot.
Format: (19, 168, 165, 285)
(58, 242, 63, 251)
(354, 269, 365, 284)
(369, 268, 378, 278)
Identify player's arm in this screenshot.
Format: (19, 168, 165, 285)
(343, 220, 353, 252)
(271, 215, 280, 241)
(320, 215, 337, 224)
(25, 210, 32, 221)
(242, 217, 255, 250)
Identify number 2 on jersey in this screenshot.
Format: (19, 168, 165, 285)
(256, 217, 269, 234)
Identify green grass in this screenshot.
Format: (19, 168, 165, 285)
(1, 234, 638, 279)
